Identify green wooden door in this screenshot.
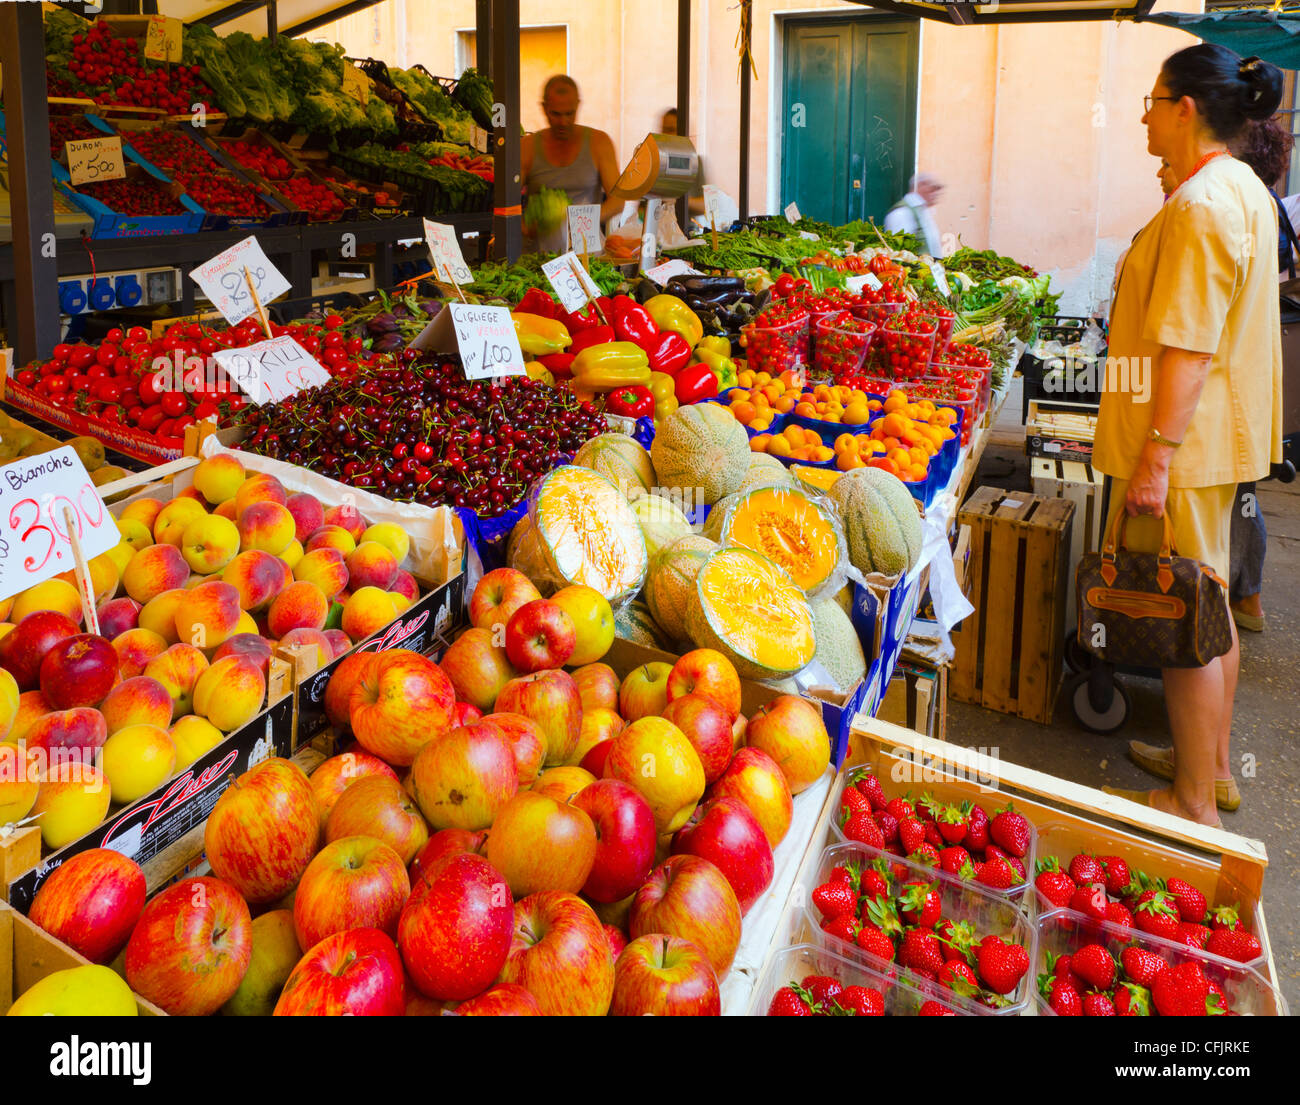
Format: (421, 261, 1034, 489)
(781, 17, 918, 225)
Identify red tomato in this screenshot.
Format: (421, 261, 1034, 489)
(95, 344, 119, 366)
(160, 392, 188, 417)
(15, 369, 37, 388)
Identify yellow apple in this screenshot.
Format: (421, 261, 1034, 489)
(360, 522, 410, 565)
(220, 909, 301, 1017)
(550, 585, 615, 666)
(7, 965, 137, 1017)
(603, 716, 705, 835)
(31, 763, 111, 848)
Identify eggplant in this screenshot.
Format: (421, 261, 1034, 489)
(671, 275, 745, 296)
(633, 280, 659, 304)
(367, 312, 398, 336)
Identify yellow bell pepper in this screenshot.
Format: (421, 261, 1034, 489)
(512, 312, 571, 355)
(525, 361, 555, 386)
(648, 371, 678, 422)
(695, 335, 731, 357)
(570, 341, 651, 390)
(644, 294, 703, 349)
(655, 395, 679, 422)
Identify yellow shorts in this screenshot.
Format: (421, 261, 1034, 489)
(1103, 480, 1235, 583)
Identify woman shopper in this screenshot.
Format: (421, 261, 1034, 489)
(1093, 45, 1284, 824)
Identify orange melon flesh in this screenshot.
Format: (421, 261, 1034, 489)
(715, 486, 846, 598)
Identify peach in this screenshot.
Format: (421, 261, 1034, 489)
(360, 523, 410, 566)
(267, 581, 329, 638)
(111, 628, 168, 679)
(323, 629, 351, 658)
(102, 541, 136, 583)
(323, 503, 367, 541)
(0, 668, 17, 739)
(214, 498, 239, 522)
(234, 473, 287, 519)
(143, 644, 209, 718)
(31, 762, 111, 848)
(122, 544, 190, 605)
(0, 741, 38, 823)
(345, 542, 398, 592)
(173, 581, 242, 651)
(293, 548, 349, 601)
(101, 724, 176, 805)
(388, 590, 412, 615)
(390, 570, 418, 605)
(280, 539, 304, 571)
(170, 715, 225, 771)
(192, 454, 246, 506)
(276, 628, 333, 669)
(118, 497, 165, 532)
(152, 498, 207, 548)
(177, 485, 206, 503)
(180, 514, 241, 574)
(9, 690, 53, 745)
(285, 493, 325, 543)
(138, 589, 186, 644)
(340, 587, 400, 641)
(115, 516, 152, 552)
(234, 610, 258, 636)
(223, 550, 290, 612)
(96, 597, 141, 639)
(192, 655, 266, 732)
(12, 579, 84, 624)
(58, 554, 120, 606)
(305, 526, 356, 557)
(237, 501, 295, 556)
(0, 598, 9, 622)
(100, 676, 174, 734)
(213, 634, 273, 675)
(25, 707, 109, 764)
(0, 624, 14, 645)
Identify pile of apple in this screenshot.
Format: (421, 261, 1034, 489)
(0, 453, 421, 851)
(13, 567, 832, 1017)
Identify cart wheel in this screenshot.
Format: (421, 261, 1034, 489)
(1063, 632, 1091, 674)
(1067, 671, 1130, 734)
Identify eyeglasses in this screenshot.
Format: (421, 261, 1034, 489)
(1144, 95, 1178, 112)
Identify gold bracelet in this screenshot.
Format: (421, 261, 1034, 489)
(1148, 426, 1182, 449)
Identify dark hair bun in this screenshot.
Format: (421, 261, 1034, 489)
(1238, 56, 1284, 121)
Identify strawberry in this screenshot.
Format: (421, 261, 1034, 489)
(1164, 878, 1208, 924)
(1104, 901, 1135, 930)
(835, 985, 884, 1016)
(1083, 992, 1117, 1017)
(897, 816, 927, 854)
(768, 983, 817, 1016)
(964, 804, 990, 851)
(842, 810, 886, 848)
(1114, 982, 1152, 1016)
(840, 787, 871, 820)
(873, 810, 899, 844)
(1134, 891, 1181, 942)
(899, 930, 946, 975)
(919, 1000, 957, 1015)
(915, 792, 946, 821)
(975, 935, 1029, 994)
(828, 861, 860, 889)
(821, 914, 861, 945)
(976, 855, 1023, 890)
(859, 863, 891, 902)
(1205, 927, 1262, 963)
(886, 797, 915, 822)
(908, 842, 941, 868)
(989, 804, 1030, 858)
(1120, 946, 1168, 987)
(1098, 854, 1131, 897)
(1005, 854, 1027, 880)
(1070, 943, 1116, 990)
(1151, 961, 1212, 1017)
(923, 820, 945, 850)
(1068, 853, 1105, 885)
(1209, 904, 1243, 932)
(940, 846, 975, 879)
(1206, 979, 1229, 1014)
(811, 880, 857, 922)
(856, 924, 897, 963)
(897, 880, 942, 928)
(936, 803, 969, 844)
(1036, 869, 1077, 908)
(1047, 951, 1083, 991)
(936, 918, 976, 962)
(938, 959, 980, 993)
(851, 769, 888, 811)
(1069, 882, 1109, 921)
(1040, 974, 1082, 1016)
(801, 974, 843, 1009)
(864, 897, 904, 941)
(1177, 922, 1211, 951)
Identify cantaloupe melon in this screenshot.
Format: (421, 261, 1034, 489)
(572, 433, 656, 501)
(791, 464, 840, 494)
(650, 403, 749, 506)
(629, 493, 693, 560)
(615, 600, 671, 650)
(735, 463, 796, 495)
(809, 596, 867, 693)
(709, 486, 848, 598)
(644, 534, 717, 645)
(685, 548, 816, 680)
(528, 466, 649, 604)
(749, 453, 788, 474)
(701, 493, 739, 544)
(827, 466, 923, 577)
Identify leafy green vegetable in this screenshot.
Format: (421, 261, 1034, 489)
(389, 67, 475, 144)
(453, 68, 495, 131)
(467, 255, 623, 302)
(524, 188, 569, 235)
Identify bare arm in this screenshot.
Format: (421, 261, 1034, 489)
(592, 130, 624, 222)
(1125, 345, 1214, 518)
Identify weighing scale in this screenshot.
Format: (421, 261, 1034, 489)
(610, 134, 700, 201)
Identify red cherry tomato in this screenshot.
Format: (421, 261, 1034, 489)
(160, 391, 188, 417)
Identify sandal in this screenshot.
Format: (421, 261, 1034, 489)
(1125, 742, 1242, 811)
(1101, 786, 1223, 830)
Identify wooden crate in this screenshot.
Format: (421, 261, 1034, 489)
(951, 486, 1075, 724)
(1030, 457, 1106, 632)
(1024, 398, 1097, 464)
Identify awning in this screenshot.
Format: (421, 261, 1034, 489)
(153, 0, 387, 38)
(1137, 9, 1300, 70)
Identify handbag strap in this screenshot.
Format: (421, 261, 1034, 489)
(1100, 506, 1178, 593)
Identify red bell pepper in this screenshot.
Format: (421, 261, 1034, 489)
(561, 297, 614, 333)
(673, 362, 719, 405)
(611, 295, 659, 354)
(605, 385, 655, 419)
(646, 330, 692, 377)
(568, 325, 616, 356)
(516, 288, 559, 319)
(536, 352, 575, 378)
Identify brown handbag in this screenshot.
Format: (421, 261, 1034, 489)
(1076, 509, 1233, 669)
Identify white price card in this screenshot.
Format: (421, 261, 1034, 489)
(145, 14, 182, 63)
(784, 201, 802, 224)
(927, 260, 951, 298)
(65, 136, 125, 187)
(423, 219, 473, 285)
(644, 258, 704, 285)
(846, 272, 883, 294)
(567, 204, 603, 255)
(450, 304, 527, 380)
(0, 448, 117, 601)
(213, 337, 332, 405)
(189, 237, 291, 327)
(541, 252, 602, 314)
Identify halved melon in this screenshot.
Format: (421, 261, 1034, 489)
(735, 463, 796, 495)
(827, 466, 922, 578)
(506, 515, 558, 593)
(685, 548, 816, 680)
(791, 464, 840, 494)
(629, 493, 693, 560)
(528, 466, 649, 604)
(701, 493, 740, 544)
(710, 486, 847, 598)
(650, 403, 750, 505)
(644, 534, 717, 645)
(572, 433, 656, 501)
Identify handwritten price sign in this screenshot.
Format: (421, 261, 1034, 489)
(846, 272, 883, 294)
(65, 137, 125, 187)
(566, 204, 603, 255)
(189, 237, 291, 327)
(213, 337, 332, 405)
(342, 62, 369, 105)
(784, 201, 802, 224)
(927, 260, 951, 298)
(423, 219, 473, 285)
(0, 448, 116, 602)
(145, 14, 183, 63)
(644, 259, 704, 286)
(450, 304, 526, 380)
(541, 252, 602, 314)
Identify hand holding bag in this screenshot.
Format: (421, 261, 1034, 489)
(1076, 508, 1233, 668)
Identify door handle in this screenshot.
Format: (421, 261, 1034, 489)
(853, 180, 861, 189)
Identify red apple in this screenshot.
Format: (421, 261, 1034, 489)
(666, 648, 742, 720)
(409, 828, 488, 886)
(451, 701, 482, 727)
(618, 662, 673, 722)
(439, 627, 518, 714)
(24, 706, 108, 765)
(504, 599, 575, 673)
(274, 927, 405, 1016)
(497, 891, 615, 1016)
(39, 634, 119, 710)
(293, 835, 411, 951)
(603, 923, 628, 960)
(572, 662, 619, 713)
(96, 598, 142, 639)
(397, 852, 514, 1002)
(706, 746, 793, 850)
(349, 649, 456, 767)
(481, 711, 546, 787)
(308, 749, 398, 834)
(579, 739, 614, 778)
(323, 651, 371, 732)
(325, 774, 429, 866)
(494, 669, 582, 767)
(0, 610, 79, 690)
(408, 720, 518, 832)
(746, 694, 830, 794)
(125, 876, 252, 1016)
(28, 848, 146, 964)
(454, 982, 541, 1015)
(485, 790, 597, 898)
(732, 712, 748, 751)
(630, 855, 741, 977)
(203, 757, 320, 905)
(572, 779, 657, 904)
(610, 934, 721, 1016)
(671, 796, 774, 914)
(469, 568, 541, 632)
(661, 693, 735, 784)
